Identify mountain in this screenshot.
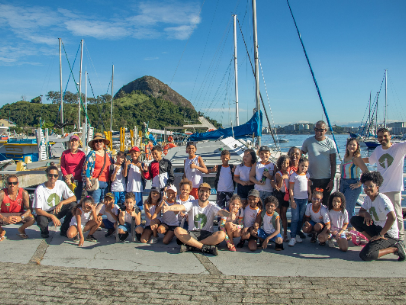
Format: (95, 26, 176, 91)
(115, 75, 195, 110)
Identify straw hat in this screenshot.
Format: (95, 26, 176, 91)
(88, 133, 110, 149)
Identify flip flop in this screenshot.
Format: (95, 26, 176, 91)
(0, 236, 6, 242)
(16, 233, 28, 239)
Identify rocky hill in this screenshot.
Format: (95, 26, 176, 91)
(115, 76, 195, 110)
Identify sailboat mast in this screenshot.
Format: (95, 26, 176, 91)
(59, 38, 64, 135)
(384, 69, 387, 128)
(375, 93, 378, 135)
(78, 39, 84, 130)
(252, 0, 261, 146)
(110, 65, 114, 131)
(367, 91, 371, 135)
(233, 14, 239, 126)
(85, 71, 88, 130)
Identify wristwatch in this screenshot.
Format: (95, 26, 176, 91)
(21, 215, 25, 220)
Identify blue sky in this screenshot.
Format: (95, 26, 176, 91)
(0, 0, 405, 128)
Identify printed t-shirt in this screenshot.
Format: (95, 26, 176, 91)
(93, 154, 111, 182)
(305, 203, 330, 224)
(111, 166, 126, 192)
(234, 165, 251, 182)
(99, 204, 120, 223)
(262, 211, 280, 234)
(183, 200, 221, 232)
(328, 209, 349, 230)
(289, 172, 310, 199)
(221, 209, 243, 225)
(127, 164, 143, 193)
(60, 150, 85, 181)
(243, 205, 261, 228)
(1, 188, 24, 213)
(217, 165, 234, 192)
(361, 193, 399, 239)
(33, 181, 75, 212)
(254, 161, 275, 192)
(161, 201, 179, 226)
(369, 142, 406, 193)
(301, 136, 336, 179)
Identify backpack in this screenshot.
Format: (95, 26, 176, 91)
(214, 164, 236, 191)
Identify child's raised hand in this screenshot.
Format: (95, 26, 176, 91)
(161, 202, 170, 214)
(142, 163, 149, 171)
(125, 159, 131, 167)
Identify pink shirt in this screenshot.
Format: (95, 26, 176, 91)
(60, 149, 86, 182)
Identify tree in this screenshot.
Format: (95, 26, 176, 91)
(30, 96, 42, 104)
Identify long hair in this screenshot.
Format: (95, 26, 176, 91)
(328, 191, 346, 213)
(345, 138, 361, 158)
(146, 189, 161, 206)
(73, 196, 95, 215)
(276, 155, 290, 172)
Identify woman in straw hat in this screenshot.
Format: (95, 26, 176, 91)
(82, 133, 114, 204)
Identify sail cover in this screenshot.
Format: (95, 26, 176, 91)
(188, 111, 262, 141)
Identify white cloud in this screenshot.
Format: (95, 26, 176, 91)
(144, 57, 159, 61)
(64, 20, 128, 39)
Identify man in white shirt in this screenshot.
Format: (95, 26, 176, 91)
(365, 128, 406, 240)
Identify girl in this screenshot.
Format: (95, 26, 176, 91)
(249, 146, 275, 204)
(340, 138, 369, 227)
(67, 196, 101, 246)
(274, 155, 290, 242)
(118, 192, 143, 242)
(234, 149, 256, 208)
(288, 157, 312, 246)
(219, 195, 244, 251)
(157, 185, 179, 244)
(327, 192, 349, 251)
(237, 189, 262, 251)
(184, 142, 208, 199)
(176, 178, 195, 229)
(140, 186, 163, 244)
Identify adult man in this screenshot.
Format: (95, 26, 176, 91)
(301, 120, 337, 206)
(365, 128, 406, 240)
(33, 165, 76, 238)
(0, 175, 35, 240)
(163, 182, 231, 255)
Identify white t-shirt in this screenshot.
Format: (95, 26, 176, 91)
(183, 200, 221, 232)
(70, 207, 92, 227)
(369, 142, 406, 193)
(161, 201, 179, 226)
(122, 206, 141, 224)
(262, 211, 280, 234)
(99, 204, 120, 223)
(184, 156, 203, 189)
(289, 172, 310, 199)
(145, 204, 161, 226)
(305, 203, 330, 224)
(234, 164, 251, 182)
(328, 209, 349, 230)
(176, 195, 195, 205)
(33, 180, 75, 212)
(254, 161, 275, 192)
(111, 166, 126, 192)
(127, 164, 143, 193)
(244, 205, 261, 228)
(361, 193, 399, 239)
(217, 165, 234, 192)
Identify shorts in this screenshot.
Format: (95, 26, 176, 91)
(257, 228, 283, 242)
(330, 226, 346, 239)
(307, 220, 325, 227)
(176, 230, 215, 245)
(237, 184, 254, 200)
(102, 218, 116, 230)
(161, 223, 178, 231)
(274, 190, 290, 208)
(118, 222, 131, 232)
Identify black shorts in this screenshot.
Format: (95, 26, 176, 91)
(161, 223, 178, 231)
(237, 184, 255, 199)
(274, 190, 290, 208)
(176, 230, 214, 245)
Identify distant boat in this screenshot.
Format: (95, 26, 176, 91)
(364, 140, 380, 149)
(276, 138, 289, 143)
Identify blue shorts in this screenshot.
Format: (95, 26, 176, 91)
(308, 220, 325, 227)
(118, 222, 131, 232)
(103, 219, 115, 230)
(257, 228, 282, 242)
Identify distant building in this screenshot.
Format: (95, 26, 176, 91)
(387, 122, 406, 134)
(298, 124, 304, 131)
(0, 119, 16, 127)
(304, 124, 309, 130)
(285, 124, 295, 132)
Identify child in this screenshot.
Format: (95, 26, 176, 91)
(142, 145, 174, 192)
(157, 185, 179, 244)
(288, 157, 312, 247)
(98, 193, 119, 237)
(140, 186, 162, 244)
(124, 146, 144, 210)
(211, 150, 235, 208)
(302, 188, 331, 245)
(184, 142, 208, 199)
(249, 146, 275, 204)
(219, 195, 244, 251)
(234, 149, 256, 208)
(257, 196, 284, 251)
(176, 178, 195, 229)
(110, 151, 126, 207)
(327, 192, 349, 251)
(274, 155, 290, 242)
(67, 196, 101, 246)
(117, 192, 143, 242)
(237, 189, 262, 250)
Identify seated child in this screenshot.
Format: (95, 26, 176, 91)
(110, 151, 126, 207)
(237, 189, 262, 251)
(117, 192, 143, 242)
(327, 192, 349, 251)
(219, 194, 244, 252)
(140, 186, 162, 244)
(176, 178, 195, 229)
(67, 196, 101, 246)
(157, 185, 179, 244)
(98, 192, 119, 237)
(302, 188, 331, 245)
(257, 196, 284, 251)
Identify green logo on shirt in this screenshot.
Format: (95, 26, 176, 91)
(47, 193, 61, 207)
(194, 214, 207, 229)
(369, 207, 379, 221)
(378, 153, 394, 169)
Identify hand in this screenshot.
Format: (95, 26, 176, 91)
(114, 164, 121, 170)
(363, 213, 373, 226)
(190, 163, 197, 169)
(325, 180, 334, 191)
(54, 203, 63, 214)
(262, 239, 269, 249)
(85, 180, 92, 190)
(161, 202, 170, 214)
(64, 176, 72, 185)
(231, 167, 235, 173)
(142, 164, 149, 171)
(264, 171, 272, 179)
(230, 213, 237, 222)
(349, 182, 361, 190)
(331, 230, 338, 237)
(212, 165, 218, 173)
(51, 216, 61, 227)
(78, 236, 84, 247)
(291, 201, 297, 209)
(5, 216, 18, 224)
(257, 181, 266, 186)
(125, 160, 131, 167)
(370, 234, 386, 242)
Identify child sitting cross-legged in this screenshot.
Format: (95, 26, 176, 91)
(327, 191, 349, 251)
(117, 192, 143, 242)
(219, 194, 244, 252)
(257, 196, 284, 251)
(140, 186, 162, 244)
(157, 185, 179, 244)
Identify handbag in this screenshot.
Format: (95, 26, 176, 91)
(283, 178, 290, 201)
(88, 152, 107, 192)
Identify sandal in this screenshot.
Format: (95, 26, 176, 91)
(228, 244, 237, 252)
(16, 233, 28, 239)
(0, 236, 6, 242)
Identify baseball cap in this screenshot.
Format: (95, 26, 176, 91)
(248, 189, 260, 198)
(129, 146, 140, 152)
(70, 134, 80, 141)
(104, 192, 114, 199)
(198, 182, 211, 190)
(258, 146, 270, 152)
(167, 185, 177, 193)
(150, 186, 160, 193)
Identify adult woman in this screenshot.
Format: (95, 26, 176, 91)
(83, 133, 114, 204)
(60, 135, 85, 201)
(340, 138, 369, 224)
(287, 146, 301, 174)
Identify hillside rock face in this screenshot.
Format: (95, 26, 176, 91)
(115, 76, 195, 110)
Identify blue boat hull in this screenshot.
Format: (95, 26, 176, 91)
(364, 141, 380, 149)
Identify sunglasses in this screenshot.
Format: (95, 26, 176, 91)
(8, 181, 18, 185)
(94, 139, 104, 144)
(314, 128, 326, 132)
(48, 174, 59, 178)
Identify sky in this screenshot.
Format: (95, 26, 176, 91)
(0, 0, 405, 128)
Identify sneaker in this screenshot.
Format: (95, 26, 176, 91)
(148, 236, 158, 244)
(288, 238, 296, 247)
(319, 242, 326, 246)
(85, 235, 97, 242)
(179, 244, 192, 253)
(295, 235, 303, 243)
(105, 229, 115, 238)
(136, 233, 142, 242)
(310, 233, 317, 243)
(298, 231, 306, 239)
(236, 239, 245, 248)
(201, 245, 218, 256)
(328, 239, 335, 248)
(41, 233, 49, 239)
(395, 241, 406, 261)
(60, 232, 67, 237)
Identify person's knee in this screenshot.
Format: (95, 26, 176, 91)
(318, 234, 327, 243)
(217, 231, 226, 241)
(248, 240, 257, 251)
(359, 247, 377, 261)
(275, 237, 283, 244)
(135, 226, 144, 234)
(174, 227, 185, 238)
(157, 225, 165, 234)
(314, 223, 323, 232)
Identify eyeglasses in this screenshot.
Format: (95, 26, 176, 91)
(8, 181, 18, 185)
(94, 139, 104, 144)
(312, 197, 322, 201)
(48, 174, 59, 178)
(314, 128, 326, 132)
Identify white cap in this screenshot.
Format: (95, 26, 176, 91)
(166, 185, 177, 193)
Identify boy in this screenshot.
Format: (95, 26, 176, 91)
(124, 146, 144, 210)
(97, 193, 119, 237)
(110, 151, 126, 207)
(184, 142, 208, 199)
(142, 145, 174, 192)
(157, 185, 179, 244)
(302, 188, 331, 245)
(211, 150, 235, 208)
(117, 193, 143, 242)
(257, 196, 284, 251)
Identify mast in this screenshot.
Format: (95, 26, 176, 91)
(367, 91, 371, 136)
(59, 38, 64, 135)
(85, 71, 88, 131)
(233, 14, 239, 126)
(252, 0, 261, 146)
(384, 69, 387, 128)
(110, 65, 114, 131)
(78, 39, 84, 130)
(375, 92, 378, 135)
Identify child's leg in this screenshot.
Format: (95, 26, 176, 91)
(67, 225, 78, 239)
(224, 222, 236, 249)
(302, 221, 313, 233)
(313, 223, 324, 234)
(163, 229, 175, 245)
(18, 215, 35, 235)
(140, 227, 152, 243)
(280, 206, 288, 239)
(216, 192, 226, 209)
(248, 239, 258, 251)
(157, 224, 168, 235)
(337, 237, 349, 252)
(86, 220, 100, 236)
